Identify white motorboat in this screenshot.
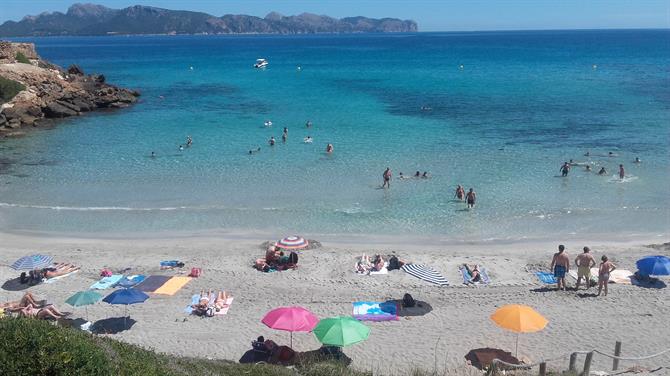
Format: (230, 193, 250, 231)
(254, 58, 268, 68)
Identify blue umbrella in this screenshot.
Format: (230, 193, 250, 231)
(636, 256, 670, 276)
(103, 288, 149, 329)
(10, 254, 53, 270)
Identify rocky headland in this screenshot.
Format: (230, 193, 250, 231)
(0, 41, 139, 138)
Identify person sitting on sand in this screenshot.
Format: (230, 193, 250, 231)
(0, 292, 45, 312)
(597, 255, 616, 296)
(463, 264, 481, 283)
(598, 167, 607, 175)
(19, 304, 68, 320)
(371, 255, 385, 271)
(356, 255, 373, 273)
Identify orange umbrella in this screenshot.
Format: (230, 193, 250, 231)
(490, 304, 548, 357)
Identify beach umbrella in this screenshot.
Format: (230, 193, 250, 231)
(313, 316, 370, 347)
(275, 236, 309, 250)
(636, 255, 670, 276)
(490, 304, 548, 357)
(65, 290, 102, 321)
(262, 306, 318, 348)
(10, 254, 53, 270)
(102, 288, 149, 329)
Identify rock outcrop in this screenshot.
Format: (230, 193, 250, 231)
(0, 41, 139, 137)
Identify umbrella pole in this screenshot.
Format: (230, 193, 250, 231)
(516, 333, 519, 358)
(290, 332, 293, 349)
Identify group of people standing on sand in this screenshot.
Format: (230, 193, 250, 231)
(550, 245, 617, 296)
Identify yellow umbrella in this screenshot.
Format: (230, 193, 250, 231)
(490, 304, 548, 357)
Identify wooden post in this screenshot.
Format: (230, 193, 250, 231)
(569, 353, 577, 371)
(582, 352, 594, 376)
(538, 362, 547, 376)
(613, 341, 622, 370)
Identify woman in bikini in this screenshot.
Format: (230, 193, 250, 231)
(191, 290, 211, 315)
(213, 291, 230, 312)
(19, 304, 67, 320)
(597, 255, 616, 296)
(464, 264, 481, 283)
(42, 263, 80, 279)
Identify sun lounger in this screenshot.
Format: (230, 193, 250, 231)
(154, 276, 192, 295)
(90, 274, 123, 290)
(43, 269, 79, 284)
(534, 271, 557, 284)
(135, 275, 172, 292)
(353, 301, 398, 321)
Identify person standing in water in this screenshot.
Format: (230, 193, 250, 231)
(382, 168, 392, 189)
(560, 162, 571, 177)
(326, 144, 333, 153)
(574, 246, 596, 290)
(186, 136, 192, 147)
(619, 164, 625, 179)
(269, 137, 275, 146)
(282, 127, 288, 142)
(455, 185, 465, 201)
(151, 151, 156, 158)
(306, 120, 312, 128)
(550, 245, 570, 291)
(465, 188, 476, 208)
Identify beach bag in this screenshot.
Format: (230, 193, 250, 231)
(100, 269, 112, 277)
(189, 268, 202, 278)
(402, 293, 416, 308)
(388, 256, 400, 271)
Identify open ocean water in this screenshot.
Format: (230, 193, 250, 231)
(1, 30, 669, 241)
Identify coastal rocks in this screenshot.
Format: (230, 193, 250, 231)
(0, 41, 139, 137)
(67, 64, 84, 76)
(0, 42, 38, 64)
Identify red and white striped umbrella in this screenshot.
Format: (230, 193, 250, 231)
(275, 236, 309, 249)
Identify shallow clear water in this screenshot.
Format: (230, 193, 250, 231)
(1, 30, 669, 240)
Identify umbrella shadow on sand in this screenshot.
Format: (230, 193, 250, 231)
(385, 300, 433, 317)
(91, 317, 136, 334)
(2, 277, 31, 291)
(239, 347, 352, 366)
(465, 347, 521, 371)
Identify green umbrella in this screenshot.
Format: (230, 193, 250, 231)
(313, 316, 370, 347)
(65, 290, 102, 321)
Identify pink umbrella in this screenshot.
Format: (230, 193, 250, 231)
(262, 306, 318, 348)
(275, 236, 309, 250)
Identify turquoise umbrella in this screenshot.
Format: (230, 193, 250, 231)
(65, 290, 102, 321)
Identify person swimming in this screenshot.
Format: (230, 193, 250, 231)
(585, 165, 591, 171)
(584, 151, 590, 157)
(249, 147, 261, 155)
(598, 167, 607, 175)
(151, 151, 156, 158)
(306, 120, 312, 128)
(421, 171, 429, 178)
(264, 120, 272, 127)
(304, 136, 313, 143)
(326, 144, 333, 153)
(269, 137, 275, 146)
(414, 171, 421, 178)
(179, 145, 184, 151)
(186, 136, 192, 147)
(634, 157, 641, 163)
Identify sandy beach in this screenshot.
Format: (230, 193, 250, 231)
(1, 231, 668, 375)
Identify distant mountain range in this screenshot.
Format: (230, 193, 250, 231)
(0, 3, 418, 37)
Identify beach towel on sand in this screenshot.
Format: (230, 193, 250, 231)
(116, 275, 146, 288)
(184, 292, 214, 314)
(568, 270, 597, 286)
(212, 297, 234, 316)
(90, 274, 123, 289)
(353, 301, 398, 321)
(459, 266, 490, 285)
(401, 264, 448, 286)
(535, 272, 557, 284)
(44, 270, 79, 284)
(154, 276, 192, 295)
(136, 275, 172, 292)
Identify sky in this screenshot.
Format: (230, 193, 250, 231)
(2, 0, 669, 32)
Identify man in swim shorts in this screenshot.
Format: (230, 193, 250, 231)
(382, 167, 392, 188)
(574, 246, 596, 290)
(560, 162, 570, 177)
(550, 245, 570, 291)
(465, 188, 476, 208)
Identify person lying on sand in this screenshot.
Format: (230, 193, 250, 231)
(213, 291, 230, 312)
(42, 263, 80, 279)
(463, 264, 481, 283)
(19, 304, 68, 320)
(371, 255, 384, 271)
(356, 255, 373, 273)
(191, 290, 211, 315)
(0, 292, 45, 312)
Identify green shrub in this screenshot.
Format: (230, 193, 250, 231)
(0, 75, 25, 103)
(15, 51, 31, 64)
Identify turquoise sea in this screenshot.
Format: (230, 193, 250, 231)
(1, 30, 669, 241)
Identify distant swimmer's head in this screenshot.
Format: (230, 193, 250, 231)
(585, 165, 591, 170)
(422, 172, 428, 177)
(151, 151, 155, 157)
(558, 244, 565, 252)
(635, 157, 641, 162)
(249, 150, 253, 154)
(469, 188, 473, 193)
(569, 159, 574, 163)
(583, 247, 590, 253)
(609, 152, 614, 156)
(415, 171, 420, 176)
